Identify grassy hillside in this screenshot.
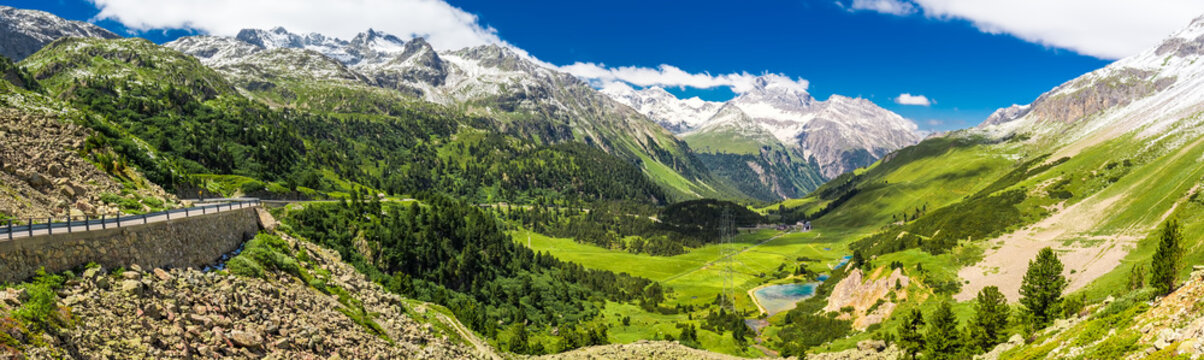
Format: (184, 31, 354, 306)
(16, 37, 705, 206)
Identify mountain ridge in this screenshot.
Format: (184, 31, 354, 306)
(0, 5, 119, 61)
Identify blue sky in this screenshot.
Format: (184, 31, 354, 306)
(9, 0, 1200, 131)
(446, 0, 1110, 130)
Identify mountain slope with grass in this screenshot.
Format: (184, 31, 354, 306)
(165, 28, 745, 201)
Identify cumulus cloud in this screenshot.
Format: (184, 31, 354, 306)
(847, 0, 917, 16)
(87, 0, 500, 50)
(560, 62, 808, 94)
(840, 0, 1204, 59)
(895, 93, 932, 106)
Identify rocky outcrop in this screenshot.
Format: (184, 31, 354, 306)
(1026, 68, 1175, 125)
(11, 234, 492, 359)
(0, 109, 172, 219)
(980, 104, 1031, 127)
(823, 267, 910, 330)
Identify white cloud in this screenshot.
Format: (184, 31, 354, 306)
(895, 93, 932, 106)
(559, 62, 808, 94)
(87, 0, 500, 50)
(914, 0, 1204, 59)
(842, 0, 1204, 59)
(848, 0, 917, 16)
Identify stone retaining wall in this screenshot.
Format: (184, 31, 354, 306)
(0, 207, 261, 283)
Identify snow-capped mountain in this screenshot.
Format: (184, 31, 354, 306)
(600, 83, 723, 133)
(977, 15, 1204, 152)
(656, 75, 921, 179)
(0, 5, 119, 61)
(165, 27, 732, 199)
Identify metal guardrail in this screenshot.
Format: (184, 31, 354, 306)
(1, 199, 261, 241)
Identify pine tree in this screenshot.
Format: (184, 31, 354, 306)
(731, 317, 749, 346)
(896, 308, 926, 360)
(852, 249, 867, 270)
(1019, 247, 1066, 327)
(924, 301, 962, 360)
(1151, 219, 1184, 295)
(967, 286, 1010, 354)
(1127, 264, 1147, 291)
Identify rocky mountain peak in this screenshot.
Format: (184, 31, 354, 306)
(395, 37, 437, 63)
(734, 75, 815, 113)
(980, 104, 1032, 127)
(0, 5, 120, 61)
(236, 27, 301, 49)
(601, 83, 723, 133)
(349, 28, 404, 50)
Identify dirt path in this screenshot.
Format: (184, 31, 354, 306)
(434, 311, 501, 360)
(957, 137, 1204, 302)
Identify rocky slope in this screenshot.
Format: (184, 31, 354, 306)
(0, 5, 119, 61)
(0, 107, 173, 219)
(3, 232, 496, 359)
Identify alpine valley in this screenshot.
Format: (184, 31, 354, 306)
(4, 3, 1204, 360)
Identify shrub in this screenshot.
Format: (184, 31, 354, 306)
(240, 180, 266, 195)
(227, 256, 265, 278)
(13, 269, 66, 332)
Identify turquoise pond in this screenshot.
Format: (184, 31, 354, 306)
(753, 283, 819, 315)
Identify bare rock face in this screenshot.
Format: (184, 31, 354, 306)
(1025, 67, 1175, 125)
(0, 109, 173, 219)
(823, 267, 910, 330)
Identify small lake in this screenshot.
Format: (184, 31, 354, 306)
(834, 255, 852, 269)
(753, 283, 819, 315)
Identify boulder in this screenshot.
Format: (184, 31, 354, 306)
(120, 279, 143, 295)
(153, 268, 173, 281)
(857, 339, 887, 352)
(228, 330, 263, 348)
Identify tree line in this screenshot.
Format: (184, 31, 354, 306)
(283, 192, 670, 354)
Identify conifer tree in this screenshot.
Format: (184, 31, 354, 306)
(896, 308, 926, 360)
(1019, 247, 1066, 326)
(1151, 219, 1184, 295)
(967, 286, 1010, 354)
(924, 301, 962, 360)
(1127, 264, 1147, 291)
